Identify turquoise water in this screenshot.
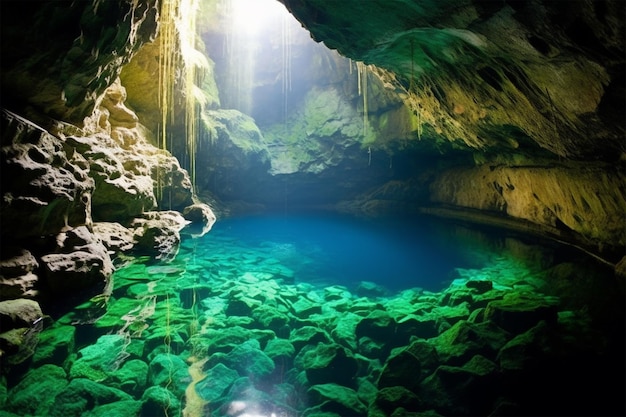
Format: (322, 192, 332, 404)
(4, 212, 623, 417)
(180, 212, 485, 293)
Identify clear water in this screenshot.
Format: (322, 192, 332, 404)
(5, 212, 623, 417)
(181, 211, 485, 293)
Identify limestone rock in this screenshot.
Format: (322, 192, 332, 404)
(130, 211, 189, 262)
(93, 222, 135, 256)
(0, 1, 159, 124)
(1, 109, 94, 239)
(40, 226, 114, 299)
(0, 299, 43, 330)
(0, 248, 39, 300)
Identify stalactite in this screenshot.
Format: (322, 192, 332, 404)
(282, 9, 292, 121)
(158, 0, 178, 203)
(158, 0, 207, 196)
(356, 61, 369, 138)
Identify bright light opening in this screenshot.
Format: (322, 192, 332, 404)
(229, 0, 291, 35)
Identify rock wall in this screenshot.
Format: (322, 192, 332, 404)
(0, 1, 216, 366)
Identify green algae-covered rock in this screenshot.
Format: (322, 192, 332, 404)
(195, 363, 239, 402)
(140, 386, 181, 417)
(31, 324, 76, 367)
(5, 364, 68, 416)
(264, 337, 296, 363)
(374, 386, 421, 415)
(110, 359, 148, 397)
(0, 375, 6, 409)
(192, 325, 275, 355)
(83, 400, 142, 417)
(419, 355, 499, 416)
(483, 293, 559, 334)
(225, 339, 275, 379)
(355, 310, 396, 339)
(433, 320, 509, 366)
(496, 320, 551, 371)
(69, 334, 126, 382)
(50, 378, 133, 417)
(378, 340, 439, 391)
(148, 353, 190, 399)
(299, 342, 358, 387)
(307, 383, 367, 416)
(290, 326, 330, 351)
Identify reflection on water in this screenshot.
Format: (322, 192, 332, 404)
(3, 212, 623, 417)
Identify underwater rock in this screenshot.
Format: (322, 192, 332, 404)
(496, 320, 552, 372)
(81, 400, 143, 417)
(373, 386, 422, 416)
(148, 353, 190, 399)
(107, 359, 149, 398)
(50, 378, 133, 417)
(465, 280, 493, 294)
(182, 202, 217, 237)
(433, 320, 509, 366)
(195, 362, 239, 403)
(69, 334, 127, 382)
(299, 342, 358, 387)
(483, 293, 559, 334)
(32, 324, 76, 368)
(307, 383, 367, 416)
(378, 340, 439, 392)
(419, 355, 500, 416)
(224, 339, 275, 380)
(289, 325, 331, 351)
(264, 337, 296, 367)
(140, 385, 181, 417)
(4, 364, 68, 416)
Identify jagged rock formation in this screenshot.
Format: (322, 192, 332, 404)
(0, 1, 215, 366)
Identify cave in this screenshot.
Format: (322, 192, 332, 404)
(1, 0, 624, 416)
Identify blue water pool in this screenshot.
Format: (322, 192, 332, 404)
(179, 211, 486, 292)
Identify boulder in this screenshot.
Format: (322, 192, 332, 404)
(148, 353, 190, 399)
(307, 383, 367, 416)
(140, 385, 181, 417)
(40, 226, 113, 299)
(224, 339, 275, 380)
(483, 293, 559, 334)
(4, 364, 68, 416)
(195, 363, 239, 403)
(130, 210, 189, 262)
(299, 342, 358, 387)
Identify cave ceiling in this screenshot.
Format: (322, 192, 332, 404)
(279, 0, 625, 160)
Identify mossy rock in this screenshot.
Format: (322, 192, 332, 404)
(5, 364, 68, 416)
(32, 323, 76, 367)
(83, 400, 142, 417)
(50, 378, 133, 417)
(307, 383, 367, 416)
(148, 353, 190, 399)
(140, 386, 181, 417)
